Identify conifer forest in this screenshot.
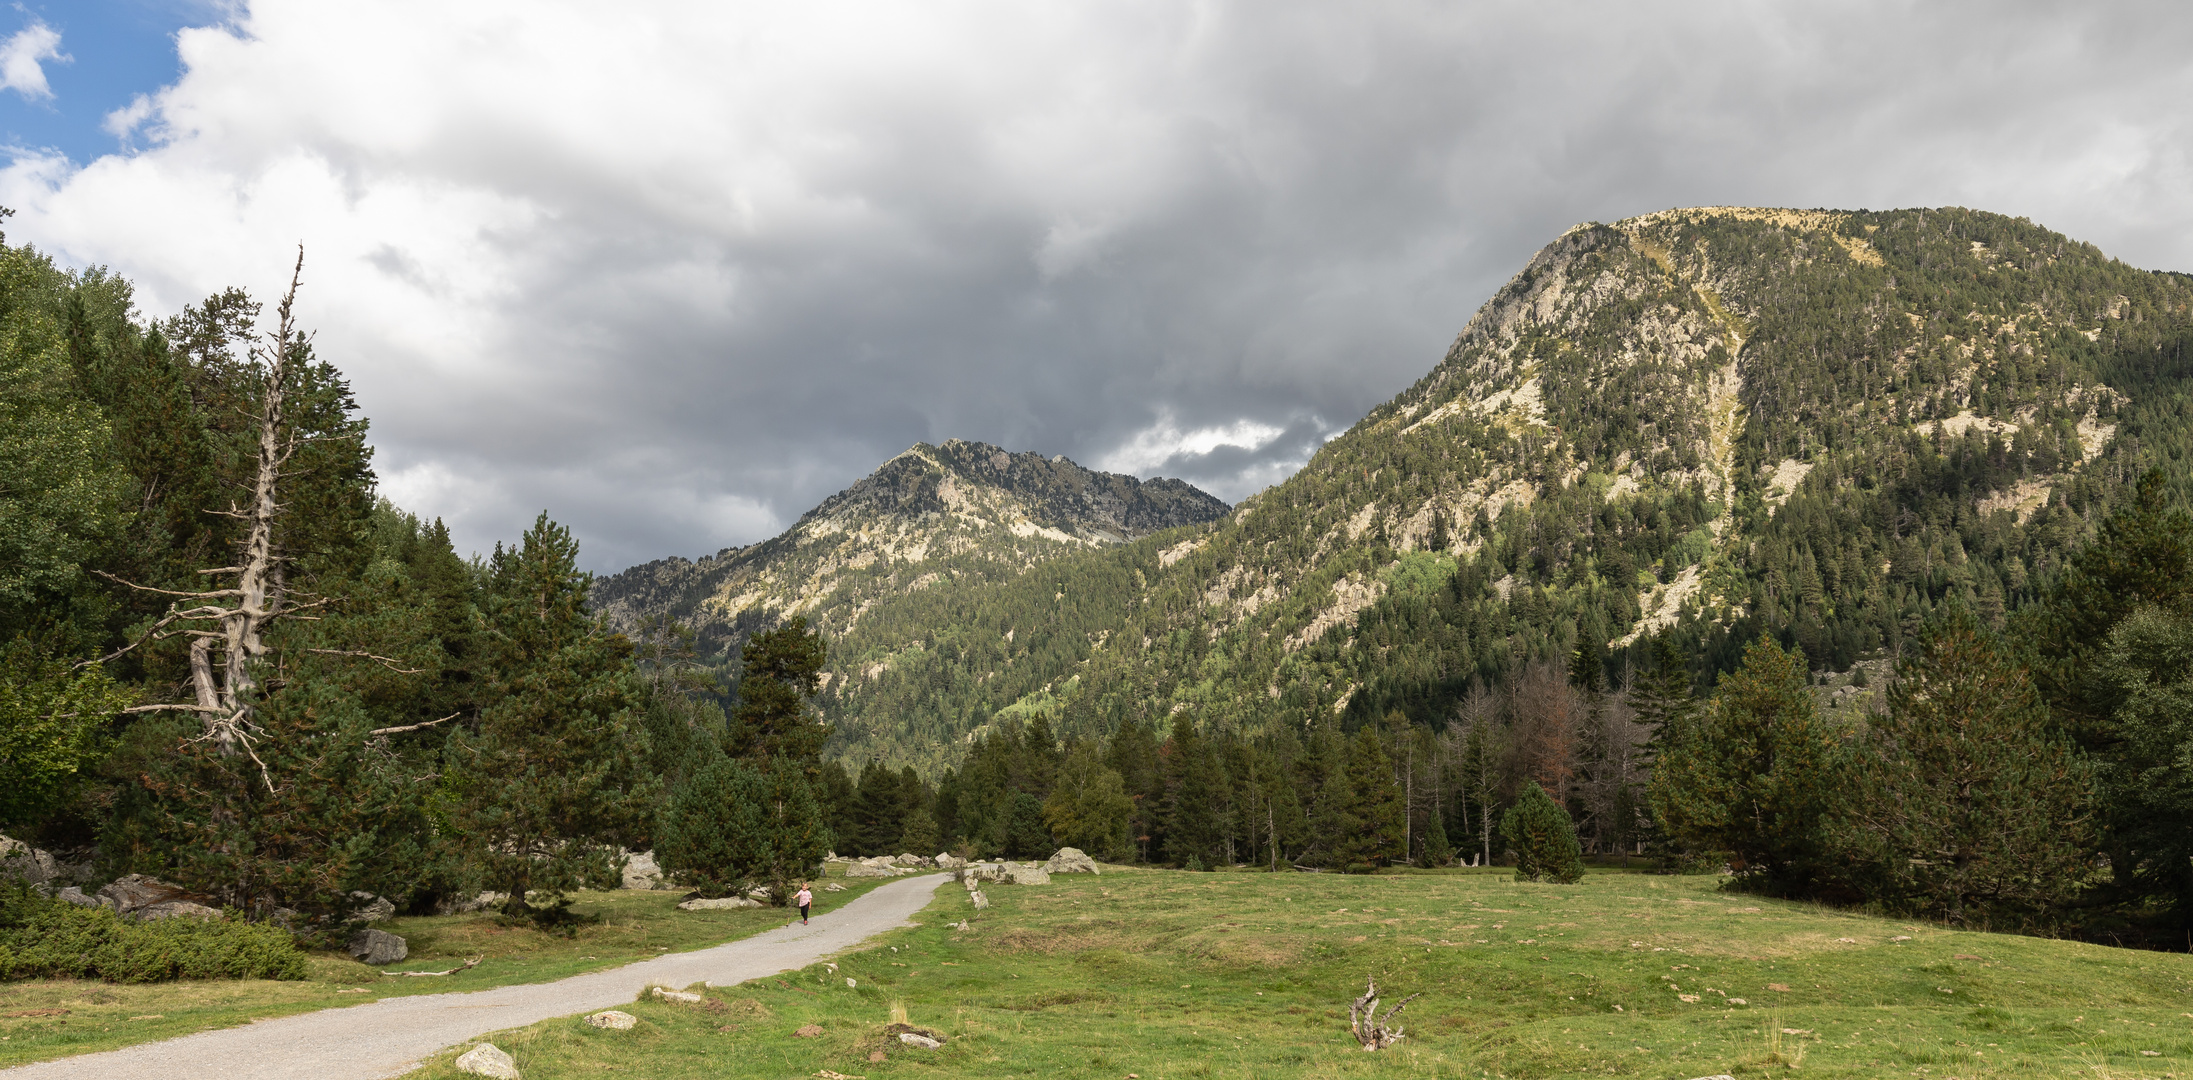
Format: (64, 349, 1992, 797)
(7, 205, 2193, 954)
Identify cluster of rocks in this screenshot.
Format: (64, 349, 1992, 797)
(836, 852, 958, 878)
(53, 874, 223, 922)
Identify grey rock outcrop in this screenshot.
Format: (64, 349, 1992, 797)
(968, 890, 989, 910)
(140, 900, 223, 921)
(1043, 848, 1100, 874)
(1004, 866, 1051, 885)
(650, 987, 702, 1004)
(455, 1043, 521, 1078)
(99, 873, 194, 914)
(347, 928, 409, 965)
(677, 896, 762, 911)
(347, 891, 396, 922)
(935, 853, 968, 869)
(55, 886, 109, 909)
(436, 891, 507, 915)
(898, 1032, 942, 1049)
(585, 1011, 638, 1030)
(620, 850, 664, 890)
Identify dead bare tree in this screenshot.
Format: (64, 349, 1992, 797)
(1348, 976, 1424, 1051)
(95, 249, 329, 787)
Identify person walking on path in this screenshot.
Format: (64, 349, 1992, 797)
(795, 882, 814, 924)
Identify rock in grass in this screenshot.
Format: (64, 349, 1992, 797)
(347, 891, 396, 922)
(585, 1011, 638, 1030)
(1043, 847, 1100, 874)
(969, 890, 989, 910)
(454, 1043, 521, 1078)
(621, 850, 663, 890)
(650, 987, 702, 1004)
(138, 900, 223, 921)
(824, 882, 846, 892)
(347, 928, 408, 965)
(898, 1032, 942, 1049)
(1003, 866, 1051, 885)
(678, 896, 762, 911)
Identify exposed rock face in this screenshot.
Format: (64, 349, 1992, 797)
(1043, 848, 1100, 874)
(591, 439, 1228, 677)
(585, 1011, 638, 1030)
(139, 900, 223, 921)
(348, 891, 396, 922)
(621, 850, 664, 890)
(98, 874, 194, 914)
(1004, 866, 1050, 885)
(55, 886, 107, 909)
(347, 928, 408, 965)
(678, 896, 763, 911)
(454, 1044, 521, 1078)
(437, 891, 507, 915)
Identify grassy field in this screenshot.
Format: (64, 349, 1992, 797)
(0, 879, 889, 1069)
(395, 866, 2193, 1080)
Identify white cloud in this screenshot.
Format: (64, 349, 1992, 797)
(0, 20, 65, 100)
(2, 1, 2192, 569)
(1100, 413, 1286, 476)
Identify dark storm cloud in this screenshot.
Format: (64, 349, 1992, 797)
(8, 1, 2192, 569)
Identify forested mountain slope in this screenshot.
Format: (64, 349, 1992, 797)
(814, 207, 2193, 772)
(593, 439, 1228, 658)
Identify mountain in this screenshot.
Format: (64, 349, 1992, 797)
(592, 438, 1231, 658)
(806, 206, 2193, 772)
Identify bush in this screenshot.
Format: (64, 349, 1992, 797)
(1501, 783, 1584, 884)
(656, 756, 830, 902)
(0, 887, 306, 982)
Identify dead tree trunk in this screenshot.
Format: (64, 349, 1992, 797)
(107, 250, 315, 785)
(1348, 976, 1423, 1051)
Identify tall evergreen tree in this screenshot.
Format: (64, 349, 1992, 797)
(725, 616, 828, 765)
(1650, 636, 1837, 893)
(2098, 604, 2193, 922)
(1831, 607, 2091, 923)
(1502, 782, 1583, 884)
(451, 514, 657, 917)
(1163, 716, 1227, 868)
(1043, 740, 1134, 860)
(1330, 726, 1405, 872)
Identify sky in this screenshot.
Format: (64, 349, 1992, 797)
(3, 1, 2192, 572)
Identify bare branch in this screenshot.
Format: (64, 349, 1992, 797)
(91, 570, 243, 600)
(368, 712, 462, 737)
(196, 566, 247, 576)
(381, 956, 482, 977)
(122, 703, 228, 715)
(303, 649, 426, 674)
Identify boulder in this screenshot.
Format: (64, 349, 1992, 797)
(1005, 866, 1051, 885)
(650, 987, 702, 1004)
(436, 891, 507, 915)
(746, 885, 773, 901)
(139, 900, 223, 921)
(934, 853, 967, 869)
(0, 834, 60, 886)
(968, 890, 989, 910)
(678, 896, 763, 911)
(1043, 847, 1100, 875)
(959, 863, 1004, 884)
(98, 874, 192, 914)
(347, 928, 409, 966)
(843, 864, 899, 879)
(454, 1043, 521, 1078)
(348, 891, 396, 923)
(620, 850, 663, 890)
(55, 886, 107, 909)
(824, 882, 846, 892)
(898, 1032, 942, 1049)
(585, 1011, 637, 1030)
(891, 853, 933, 867)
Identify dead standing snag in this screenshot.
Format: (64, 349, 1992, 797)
(1348, 976, 1423, 1051)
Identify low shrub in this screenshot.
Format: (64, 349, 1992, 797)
(0, 885, 307, 982)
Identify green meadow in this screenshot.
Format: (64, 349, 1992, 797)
(408, 867, 2193, 1080)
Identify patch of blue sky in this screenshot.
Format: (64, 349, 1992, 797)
(0, 1, 226, 165)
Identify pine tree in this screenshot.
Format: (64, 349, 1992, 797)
(451, 514, 657, 918)
(1330, 726, 1405, 872)
(1830, 606, 2091, 923)
(1163, 716, 1227, 868)
(655, 756, 829, 902)
(2098, 604, 2193, 919)
(1501, 782, 1583, 883)
(725, 617, 828, 765)
(1649, 636, 1837, 893)
(1042, 740, 1134, 860)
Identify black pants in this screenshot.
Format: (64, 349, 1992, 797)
(800, 904, 811, 920)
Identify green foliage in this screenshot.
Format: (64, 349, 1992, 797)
(1329, 726, 1405, 872)
(1651, 637, 1836, 892)
(0, 636, 131, 829)
(656, 755, 761, 898)
(726, 617, 828, 765)
(1830, 606, 2092, 923)
(450, 514, 657, 917)
(2097, 603, 2193, 916)
(1042, 741, 1134, 861)
(0, 886, 304, 982)
(1501, 782, 1583, 883)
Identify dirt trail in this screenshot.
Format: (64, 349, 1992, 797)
(4, 874, 948, 1080)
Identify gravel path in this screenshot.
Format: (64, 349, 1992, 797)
(4, 874, 948, 1080)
